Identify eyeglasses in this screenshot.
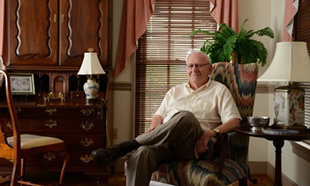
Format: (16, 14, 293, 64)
(185, 63, 209, 69)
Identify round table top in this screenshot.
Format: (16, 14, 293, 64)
(235, 126, 310, 141)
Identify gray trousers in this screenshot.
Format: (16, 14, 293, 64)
(125, 111, 215, 186)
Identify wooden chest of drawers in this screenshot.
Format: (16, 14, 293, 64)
(0, 99, 109, 185)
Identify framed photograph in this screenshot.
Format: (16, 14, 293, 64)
(9, 73, 35, 95)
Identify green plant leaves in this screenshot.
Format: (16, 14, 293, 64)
(190, 19, 274, 67)
(223, 35, 238, 60)
(253, 27, 274, 38)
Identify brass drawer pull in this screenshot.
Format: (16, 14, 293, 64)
(6, 122, 12, 129)
(45, 108, 57, 115)
(80, 121, 94, 131)
(45, 119, 57, 128)
(6, 122, 21, 129)
(80, 108, 94, 116)
(44, 152, 56, 161)
(80, 138, 94, 147)
(80, 154, 93, 164)
(16, 108, 21, 113)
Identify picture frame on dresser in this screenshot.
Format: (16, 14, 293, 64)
(9, 73, 35, 95)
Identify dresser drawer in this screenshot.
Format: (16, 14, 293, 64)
(8, 150, 103, 168)
(2, 118, 105, 133)
(55, 134, 106, 150)
(70, 150, 102, 167)
(2, 107, 101, 119)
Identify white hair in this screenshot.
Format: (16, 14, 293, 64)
(185, 49, 211, 64)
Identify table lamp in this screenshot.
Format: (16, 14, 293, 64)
(258, 42, 310, 128)
(78, 48, 105, 100)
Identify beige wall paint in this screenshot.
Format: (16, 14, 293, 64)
(249, 93, 269, 161)
(238, 0, 273, 162)
(111, 0, 134, 146)
(239, 0, 272, 77)
(249, 0, 310, 185)
(111, 1, 310, 184)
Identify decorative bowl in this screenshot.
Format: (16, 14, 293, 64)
(247, 116, 270, 130)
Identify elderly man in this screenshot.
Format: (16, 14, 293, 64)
(92, 49, 241, 186)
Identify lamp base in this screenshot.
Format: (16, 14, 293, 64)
(273, 84, 305, 127)
(85, 98, 98, 103)
(83, 77, 99, 100)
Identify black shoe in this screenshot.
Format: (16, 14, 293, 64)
(91, 146, 122, 167)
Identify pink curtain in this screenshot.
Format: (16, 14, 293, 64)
(114, 0, 238, 77)
(282, 0, 299, 41)
(210, 0, 239, 32)
(114, 0, 155, 77)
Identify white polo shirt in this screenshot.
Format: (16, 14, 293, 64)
(155, 79, 242, 131)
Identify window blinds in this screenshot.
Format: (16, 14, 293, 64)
(294, 0, 310, 128)
(135, 0, 216, 136)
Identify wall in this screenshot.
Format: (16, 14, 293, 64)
(238, 0, 272, 163)
(111, 0, 133, 146)
(241, 0, 310, 185)
(268, 2, 310, 185)
(111, 0, 310, 185)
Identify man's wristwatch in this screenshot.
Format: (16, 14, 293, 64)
(212, 128, 220, 137)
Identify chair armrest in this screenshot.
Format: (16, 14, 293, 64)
(214, 133, 228, 179)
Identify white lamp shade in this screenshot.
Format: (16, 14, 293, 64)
(78, 52, 106, 75)
(258, 42, 310, 82)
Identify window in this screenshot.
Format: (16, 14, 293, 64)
(293, 0, 310, 128)
(135, 0, 216, 137)
(293, 0, 310, 54)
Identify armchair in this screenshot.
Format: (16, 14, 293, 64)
(151, 62, 259, 185)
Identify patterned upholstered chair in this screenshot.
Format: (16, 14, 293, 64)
(151, 62, 259, 186)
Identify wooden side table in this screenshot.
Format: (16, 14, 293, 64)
(236, 126, 310, 186)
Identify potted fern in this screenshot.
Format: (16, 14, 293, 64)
(190, 19, 274, 66)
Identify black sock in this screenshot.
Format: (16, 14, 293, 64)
(117, 140, 141, 156)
